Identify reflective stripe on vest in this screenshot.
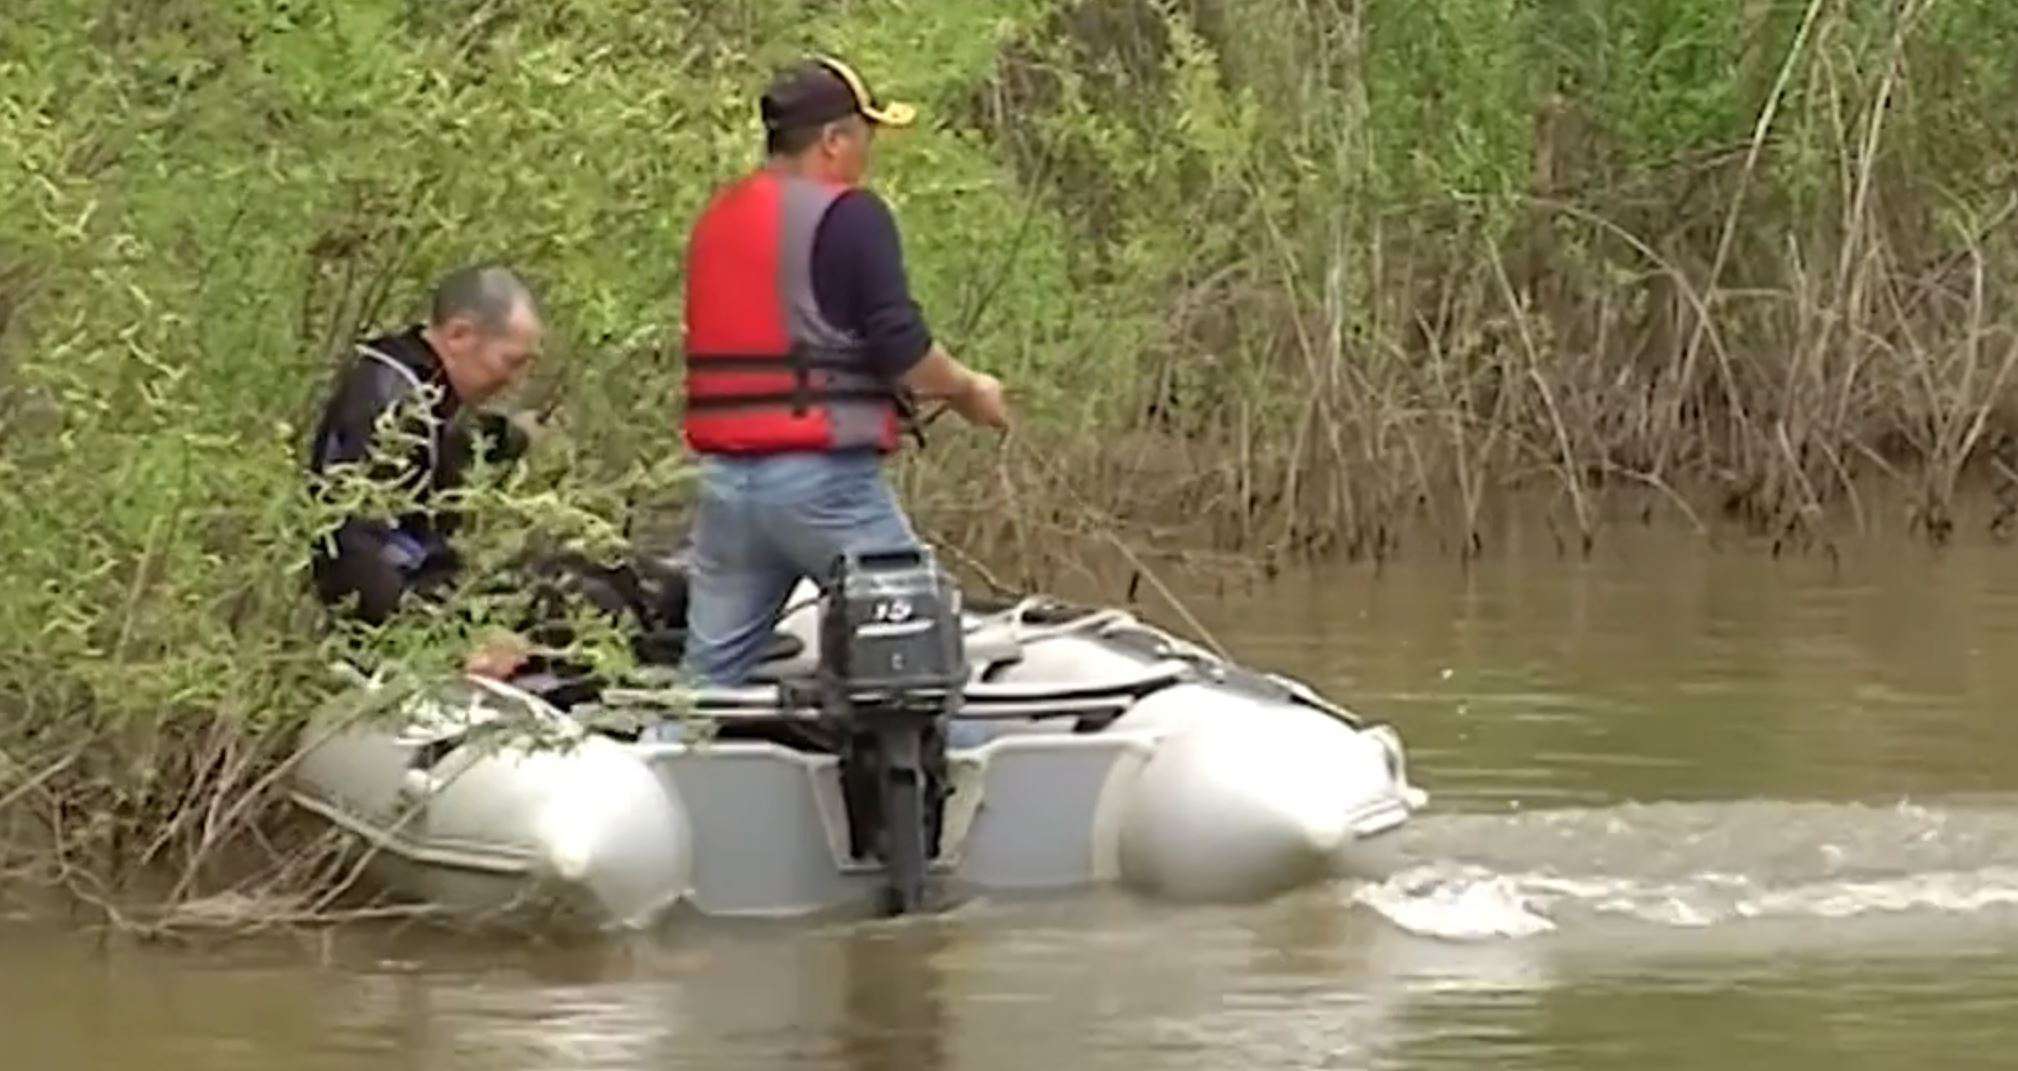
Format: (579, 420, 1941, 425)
(680, 171, 901, 454)
(356, 343, 441, 473)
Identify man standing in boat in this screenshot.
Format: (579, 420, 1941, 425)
(678, 56, 1011, 685)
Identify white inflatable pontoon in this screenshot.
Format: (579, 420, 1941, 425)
(287, 583, 1427, 928)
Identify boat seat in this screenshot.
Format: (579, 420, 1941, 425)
(516, 628, 808, 717)
(757, 631, 805, 664)
(962, 659, 1188, 704)
(745, 632, 812, 684)
(672, 661, 1186, 723)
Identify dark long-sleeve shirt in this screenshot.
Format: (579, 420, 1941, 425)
(809, 189, 934, 379)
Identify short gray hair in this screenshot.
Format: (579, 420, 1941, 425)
(430, 265, 537, 334)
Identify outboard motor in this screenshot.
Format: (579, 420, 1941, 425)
(815, 546, 966, 915)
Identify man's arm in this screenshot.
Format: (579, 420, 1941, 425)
(816, 190, 932, 378)
(814, 191, 1011, 430)
(900, 344, 1010, 430)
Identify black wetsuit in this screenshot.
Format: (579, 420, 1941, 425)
(306, 327, 688, 684)
(306, 325, 526, 624)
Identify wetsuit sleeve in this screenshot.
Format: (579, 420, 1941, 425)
(811, 189, 934, 379)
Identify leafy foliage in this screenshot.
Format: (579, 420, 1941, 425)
(3, 0, 2016, 920)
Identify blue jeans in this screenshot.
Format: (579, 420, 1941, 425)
(681, 450, 919, 686)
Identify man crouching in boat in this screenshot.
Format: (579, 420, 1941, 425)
(305, 265, 548, 680)
(677, 57, 1011, 686)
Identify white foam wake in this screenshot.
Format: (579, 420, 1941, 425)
(1350, 866, 1557, 941)
(1349, 799, 2018, 941)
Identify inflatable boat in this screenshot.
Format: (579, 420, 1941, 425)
(287, 551, 1427, 929)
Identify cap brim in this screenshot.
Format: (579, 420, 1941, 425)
(814, 55, 918, 129)
(864, 100, 917, 128)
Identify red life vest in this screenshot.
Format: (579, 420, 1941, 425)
(681, 171, 901, 454)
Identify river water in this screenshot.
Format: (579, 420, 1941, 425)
(12, 524, 2018, 1069)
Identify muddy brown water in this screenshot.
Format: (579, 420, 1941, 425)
(12, 524, 2018, 1069)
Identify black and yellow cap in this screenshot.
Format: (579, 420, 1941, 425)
(760, 56, 917, 132)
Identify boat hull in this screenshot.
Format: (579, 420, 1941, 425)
(288, 600, 1426, 927)
(291, 694, 1420, 928)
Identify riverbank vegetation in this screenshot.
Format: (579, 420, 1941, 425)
(4, 0, 2016, 928)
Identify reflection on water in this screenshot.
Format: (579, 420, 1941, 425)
(13, 524, 2018, 1068)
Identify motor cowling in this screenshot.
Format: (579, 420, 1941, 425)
(818, 546, 967, 704)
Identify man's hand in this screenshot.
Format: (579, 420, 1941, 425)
(952, 371, 1011, 431)
(901, 345, 1011, 432)
(465, 633, 532, 681)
